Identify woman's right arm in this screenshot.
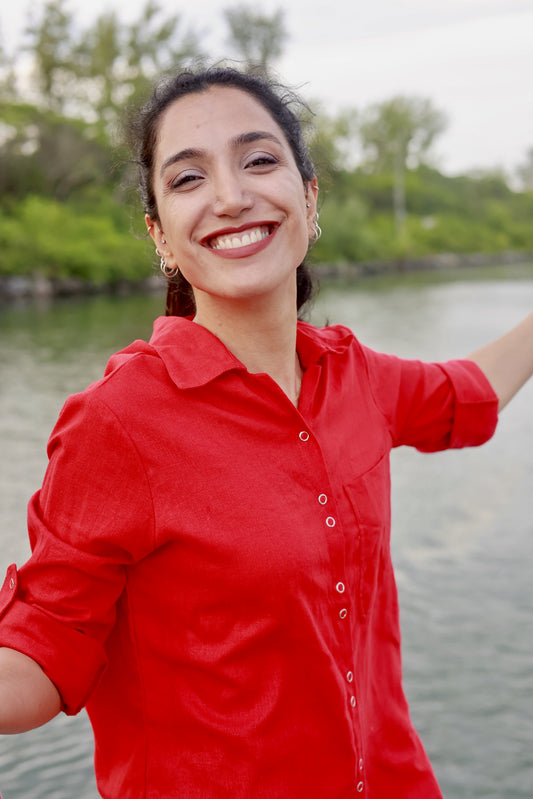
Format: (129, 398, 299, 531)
(0, 647, 61, 734)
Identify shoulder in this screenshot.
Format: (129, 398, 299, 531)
(296, 320, 368, 366)
(297, 320, 398, 383)
(78, 335, 173, 412)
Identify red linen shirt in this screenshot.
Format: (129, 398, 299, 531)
(0, 317, 498, 799)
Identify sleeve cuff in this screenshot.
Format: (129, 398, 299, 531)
(0, 565, 108, 715)
(435, 359, 499, 449)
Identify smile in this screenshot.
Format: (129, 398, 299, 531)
(205, 224, 276, 251)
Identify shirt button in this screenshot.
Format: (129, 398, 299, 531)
(9, 578, 15, 590)
(359, 758, 364, 771)
(357, 781, 364, 792)
(318, 493, 328, 505)
(336, 582, 345, 594)
(325, 516, 336, 527)
(346, 671, 354, 683)
(299, 430, 310, 441)
(339, 608, 348, 619)
(350, 696, 356, 707)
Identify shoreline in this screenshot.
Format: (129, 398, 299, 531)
(313, 249, 533, 279)
(1, 250, 532, 302)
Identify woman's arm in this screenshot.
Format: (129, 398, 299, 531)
(467, 312, 533, 411)
(0, 647, 61, 733)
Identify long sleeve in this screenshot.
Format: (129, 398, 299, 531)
(0, 392, 156, 714)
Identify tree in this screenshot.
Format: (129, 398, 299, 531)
(24, 1, 203, 132)
(25, 0, 78, 113)
(516, 147, 533, 192)
(123, 2, 202, 104)
(359, 96, 447, 236)
(359, 96, 447, 173)
(73, 2, 203, 133)
(307, 107, 359, 184)
(223, 5, 288, 72)
(0, 34, 17, 101)
(0, 104, 115, 203)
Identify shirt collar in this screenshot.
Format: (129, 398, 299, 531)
(148, 316, 353, 390)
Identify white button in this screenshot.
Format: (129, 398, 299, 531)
(357, 781, 364, 792)
(318, 494, 328, 505)
(339, 608, 348, 619)
(346, 671, 354, 683)
(359, 758, 364, 771)
(326, 516, 336, 527)
(299, 431, 310, 441)
(9, 578, 15, 590)
(350, 696, 356, 707)
(336, 582, 345, 594)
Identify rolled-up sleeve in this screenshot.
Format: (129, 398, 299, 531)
(0, 391, 155, 714)
(362, 346, 499, 452)
(433, 359, 499, 450)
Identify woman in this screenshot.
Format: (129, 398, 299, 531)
(0, 66, 532, 799)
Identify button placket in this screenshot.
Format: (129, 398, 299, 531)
(300, 438, 360, 780)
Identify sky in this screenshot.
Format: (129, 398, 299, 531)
(2, 0, 532, 178)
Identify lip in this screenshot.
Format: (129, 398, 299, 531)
(198, 221, 280, 260)
(200, 221, 279, 246)
(200, 222, 280, 259)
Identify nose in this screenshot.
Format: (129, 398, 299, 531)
(212, 167, 253, 217)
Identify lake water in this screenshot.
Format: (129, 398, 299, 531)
(1, 266, 532, 798)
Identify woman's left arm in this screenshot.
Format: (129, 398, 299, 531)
(467, 312, 533, 411)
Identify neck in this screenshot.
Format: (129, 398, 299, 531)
(193, 290, 302, 406)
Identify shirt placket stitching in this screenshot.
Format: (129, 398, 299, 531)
(297, 422, 366, 795)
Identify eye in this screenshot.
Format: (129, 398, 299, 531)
(245, 153, 278, 169)
(169, 171, 203, 190)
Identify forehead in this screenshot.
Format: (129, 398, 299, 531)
(155, 86, 290, 159)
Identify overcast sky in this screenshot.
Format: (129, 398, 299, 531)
(2, 0, 532, 177)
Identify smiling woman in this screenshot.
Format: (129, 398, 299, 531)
(146, 85, 316, 336)
(129, 68, 317, 322)
(0, 65, 532, 799)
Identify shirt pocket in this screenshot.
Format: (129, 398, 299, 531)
(343, 454, 390, 621)
(0, 564, 18, 619)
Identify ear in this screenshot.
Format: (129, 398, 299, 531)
(145, 214, 179, 272)
(145, 215, 160, 248)
(305, 178, 319, 235)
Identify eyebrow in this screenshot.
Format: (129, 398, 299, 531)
(159, 130, 284, 176)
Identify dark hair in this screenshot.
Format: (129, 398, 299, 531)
(127, 65, 317, 317)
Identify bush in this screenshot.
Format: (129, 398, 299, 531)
(0, 195, 153, 282)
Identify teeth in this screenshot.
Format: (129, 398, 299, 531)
(210, 226, 270, 250)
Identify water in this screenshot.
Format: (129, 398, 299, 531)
(1, 267, 532, 798)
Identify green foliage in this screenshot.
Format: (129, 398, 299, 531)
(516, 147, 533, 191)
(0, 195, 152, 282)
(19, 0, 204, 134)
(223, 6, 288, 71)
(358, 96, 447, 173)
(1, 3, 532, 286)
(0, 103, 117, 202)
(24, 0, 75, 113)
